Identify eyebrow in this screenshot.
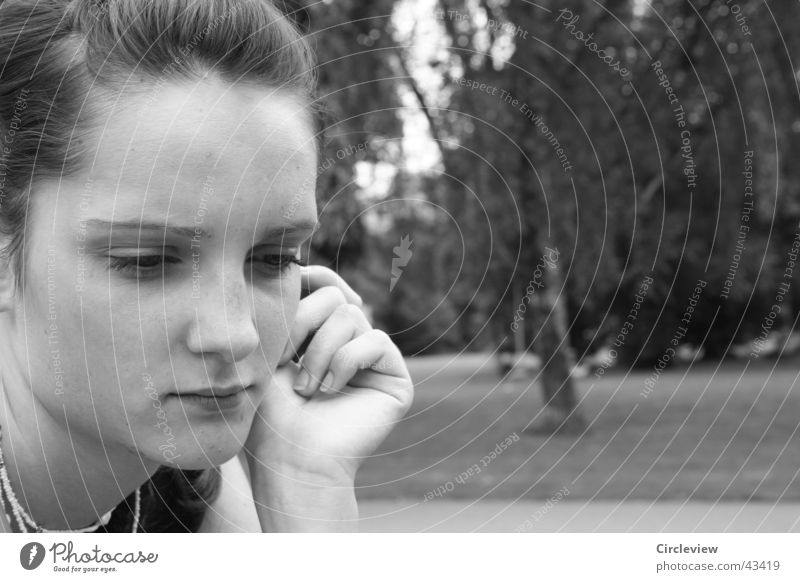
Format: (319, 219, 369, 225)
(84, 219, 319, 240)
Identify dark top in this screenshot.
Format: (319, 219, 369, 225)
(99, 467, 221, 533)
(0, 460, 221, 533)
(0, 417, 222, 533)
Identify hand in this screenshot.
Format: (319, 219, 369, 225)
(244, 266, 414, 521)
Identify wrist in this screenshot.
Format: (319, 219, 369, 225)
(248, 455, 358, 532)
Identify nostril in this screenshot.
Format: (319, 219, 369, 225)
(186, 310, 259, 362)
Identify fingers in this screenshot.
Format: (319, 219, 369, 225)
(300, 265, 363, 306)
(280, 285, 348, 365)
(280, 266, 366, 365)
(325, 330, 413, 409)
(292, 303, 372, 397)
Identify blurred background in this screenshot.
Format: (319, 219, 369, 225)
(285, 0, 800, 531)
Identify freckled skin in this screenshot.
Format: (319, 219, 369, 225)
(10, 78, 318, 470)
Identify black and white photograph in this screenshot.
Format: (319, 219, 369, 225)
(0, 0, 797, 579)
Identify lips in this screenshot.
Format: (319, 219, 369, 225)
(180, 385, 250, 398)
(174, 384, 255, 412)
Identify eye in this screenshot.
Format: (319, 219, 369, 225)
(248, 252, 305, 276)
(107, 254, 179, 277)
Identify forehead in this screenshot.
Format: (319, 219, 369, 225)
(80, 78, 318, 215)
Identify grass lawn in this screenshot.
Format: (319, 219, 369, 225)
(355, 352, 800, 502)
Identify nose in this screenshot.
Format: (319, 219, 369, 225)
(186, 273, 259, 363)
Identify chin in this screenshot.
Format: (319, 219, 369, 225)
(155, 442, 244, 470)
(142, 422, 252, 470)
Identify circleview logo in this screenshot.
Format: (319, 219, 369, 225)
(20, 542, 46, 570)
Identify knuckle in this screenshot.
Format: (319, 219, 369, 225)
(322, 285, 347, 305)
(332, 303, 350, 317)
(338, 303, 364, 319)
(390, 379, 415, 412)
(304, 307, 326, 330)
(301, 351, 330, 377)
(401, 386, 415, 411)
(332, 348, 356, 370)
(367, 328, 391, 344)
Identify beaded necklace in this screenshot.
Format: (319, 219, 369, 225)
(0, 426, 140, 533)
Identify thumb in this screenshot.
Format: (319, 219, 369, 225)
(244, 362, 302, 455)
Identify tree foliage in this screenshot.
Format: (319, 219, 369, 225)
(294, 0, 800, 367)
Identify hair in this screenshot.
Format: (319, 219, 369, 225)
(0, 0, 319, 532)
(0, 0, 319, 288)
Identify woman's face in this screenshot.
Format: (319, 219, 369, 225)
(11, 79, 318, 468)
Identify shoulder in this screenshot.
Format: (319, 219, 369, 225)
(197, 451, 261, 533)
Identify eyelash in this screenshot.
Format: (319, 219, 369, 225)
(249, 254, 306, 274)
(107, 254, 305, 277)
(107, 255, 179, 276)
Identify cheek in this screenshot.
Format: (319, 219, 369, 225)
(20, 250, 121, 397)
(84, 288, 156, 369)
(254, 276, 301, 351)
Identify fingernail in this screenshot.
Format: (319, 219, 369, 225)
(320, 371, 335, 393)
(293, 368, 310, 393)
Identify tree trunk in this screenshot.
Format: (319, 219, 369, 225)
(526, 249, 587, 436)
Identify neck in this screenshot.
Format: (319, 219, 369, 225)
(0, 365, 158, 531)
